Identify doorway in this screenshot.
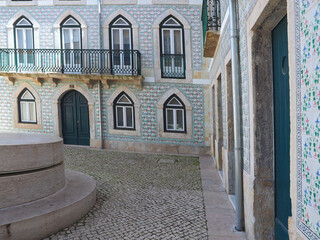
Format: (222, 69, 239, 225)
(272, 16, 291, 240)
(61, 90, 90, 146)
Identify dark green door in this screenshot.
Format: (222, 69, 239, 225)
(272, 16, 291, 240)
(61, 90, 90, 146)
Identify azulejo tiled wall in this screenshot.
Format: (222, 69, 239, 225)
(0, 77, 205, 146)
(0, 5, 202, 71)
(297, 0, 320, 238)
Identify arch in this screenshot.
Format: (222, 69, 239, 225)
(7, 11, 40, 48)
(157, 88, 192, 139)
(53, 10, 88, 49)
(102, 9, 139, 50)
(52, 84, 96, 146)
(152, 9, 192, 83)
(12, 82, 42, 129)
(107, 86, 141, 136)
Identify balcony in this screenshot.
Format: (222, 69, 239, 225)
(202, 0, 221, 58)
(160, 54, 185, 79)
(0, 48, 143, 89)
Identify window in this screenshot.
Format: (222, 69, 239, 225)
(14, 17, 34, 67)
(18, 88, 36, 123)
(160, 16, 185, 79)
(61, 16, 82, 70)
(110, 16, 132, 74)
(114, 92, 135, 130)
(164, 94, 185, 132)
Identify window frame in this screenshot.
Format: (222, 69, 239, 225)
(159, 15, 186, 79)
(113, 91, 135, 130)
(60, 16, 82, 50)
(163, 94, 186, 133)
(18, 88, 37, 124)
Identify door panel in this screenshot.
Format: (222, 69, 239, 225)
(272, 16, 291, 240)
(61, 90, 90, 146)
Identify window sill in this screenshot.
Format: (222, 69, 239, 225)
(53, 0, 85, 5)
(14, 122, 42, 130)
(108, 128, 140, 136)
(7, 0, 38, 6)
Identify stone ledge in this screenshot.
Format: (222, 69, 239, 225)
(0, 170, 96, 240)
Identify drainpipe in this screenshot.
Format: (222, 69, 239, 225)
(229, 0, 244, 231)
(97, 0, 103, 149)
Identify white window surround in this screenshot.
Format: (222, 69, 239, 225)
(153, 9, 192, 83)
(102, 10, 139, 51)
(7, 11, 40, 49)
(107, 86, 141, 136)
(157, 88, 192, 139)
(12, 82, 42, 129)
(52, 84, 96, 146)
(53, 10, 88, 49)
(19, 89, 37, 123)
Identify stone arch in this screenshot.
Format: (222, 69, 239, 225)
(157, 87, 192, 139)
(152, 9, 192, 83)
(7, 10, 40, 48)
(52, 84, 95, 146)
(102, 9, 139, 50)
(12, 82, 42, 129)
(107, 86, 141, 136)
(53, 10, 88, 49)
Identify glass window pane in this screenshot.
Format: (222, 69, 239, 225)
(118, 95, 130, 104)
(17, 18, 31, 26)
(21, 90, 34, 100)
(26, 29, 33, 49)
(123, 29, 131, 50)
(112, 29, 120, 50)
(116, 106, 124, 127)
(174, 30, 182, 54)
(163, 30, 171, 54)
(126, 107, 133, 128)
(166, 109, 174, 130)
(17, 29, 24, 49)
(63, 18, 79, 26)
(29, 102, 36, 122)
(73, 29, 80, 49)
(114, 18, 128, 25)
(176, 109, 184, 131)
(168, 97, 181, 106)
(63, 29, 70, 49)
(20, 102, 28, 122)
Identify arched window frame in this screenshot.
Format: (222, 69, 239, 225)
(13, 16, 34, 50)
(163, 94, 186, 133)
(60, 16, 82, 50)
(109, 15, 133, 50)
(18, 88, 37, 124)
(113, 91, 135, 130)
(159, 16, 185, 79)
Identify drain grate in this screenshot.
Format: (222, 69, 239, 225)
(157, 159, 175, 164)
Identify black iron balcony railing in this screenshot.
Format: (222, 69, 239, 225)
(202, 0, 221, 42)
(160, 54, 185, 79)
(0, 48, 141, 76)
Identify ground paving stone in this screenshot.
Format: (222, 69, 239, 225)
(44, 147, 208, 240)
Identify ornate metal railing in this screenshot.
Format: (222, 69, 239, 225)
(202, 0, 221, 42)
(160, 54, 185, 79)
(0, 48, 141, 76)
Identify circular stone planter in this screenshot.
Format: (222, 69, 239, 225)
(0, 133, 96, 240)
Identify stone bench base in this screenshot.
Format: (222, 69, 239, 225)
(0, 170, 96, 240)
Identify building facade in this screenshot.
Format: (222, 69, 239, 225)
(0, 0, 211, 155)
(203, 0, 320, 239)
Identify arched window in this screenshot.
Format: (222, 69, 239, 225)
(160, 16, 185, 79)
(61, 16, 81, 69)
(14, 17, 34, 66)
(113, 92, 135, 130)
(110, 16, 132, 74)
(18, 88, 37, 123)
(164, 94, 186, 132)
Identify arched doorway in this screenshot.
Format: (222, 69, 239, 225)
(61, 90, 90, 146)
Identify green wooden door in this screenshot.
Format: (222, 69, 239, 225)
(272, 16, 291, 240)
(61, 90, 90, 146)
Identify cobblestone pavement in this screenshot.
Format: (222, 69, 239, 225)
(45, 147, 208, 240)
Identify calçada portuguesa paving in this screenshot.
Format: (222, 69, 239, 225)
(44, 147, 245, 240)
